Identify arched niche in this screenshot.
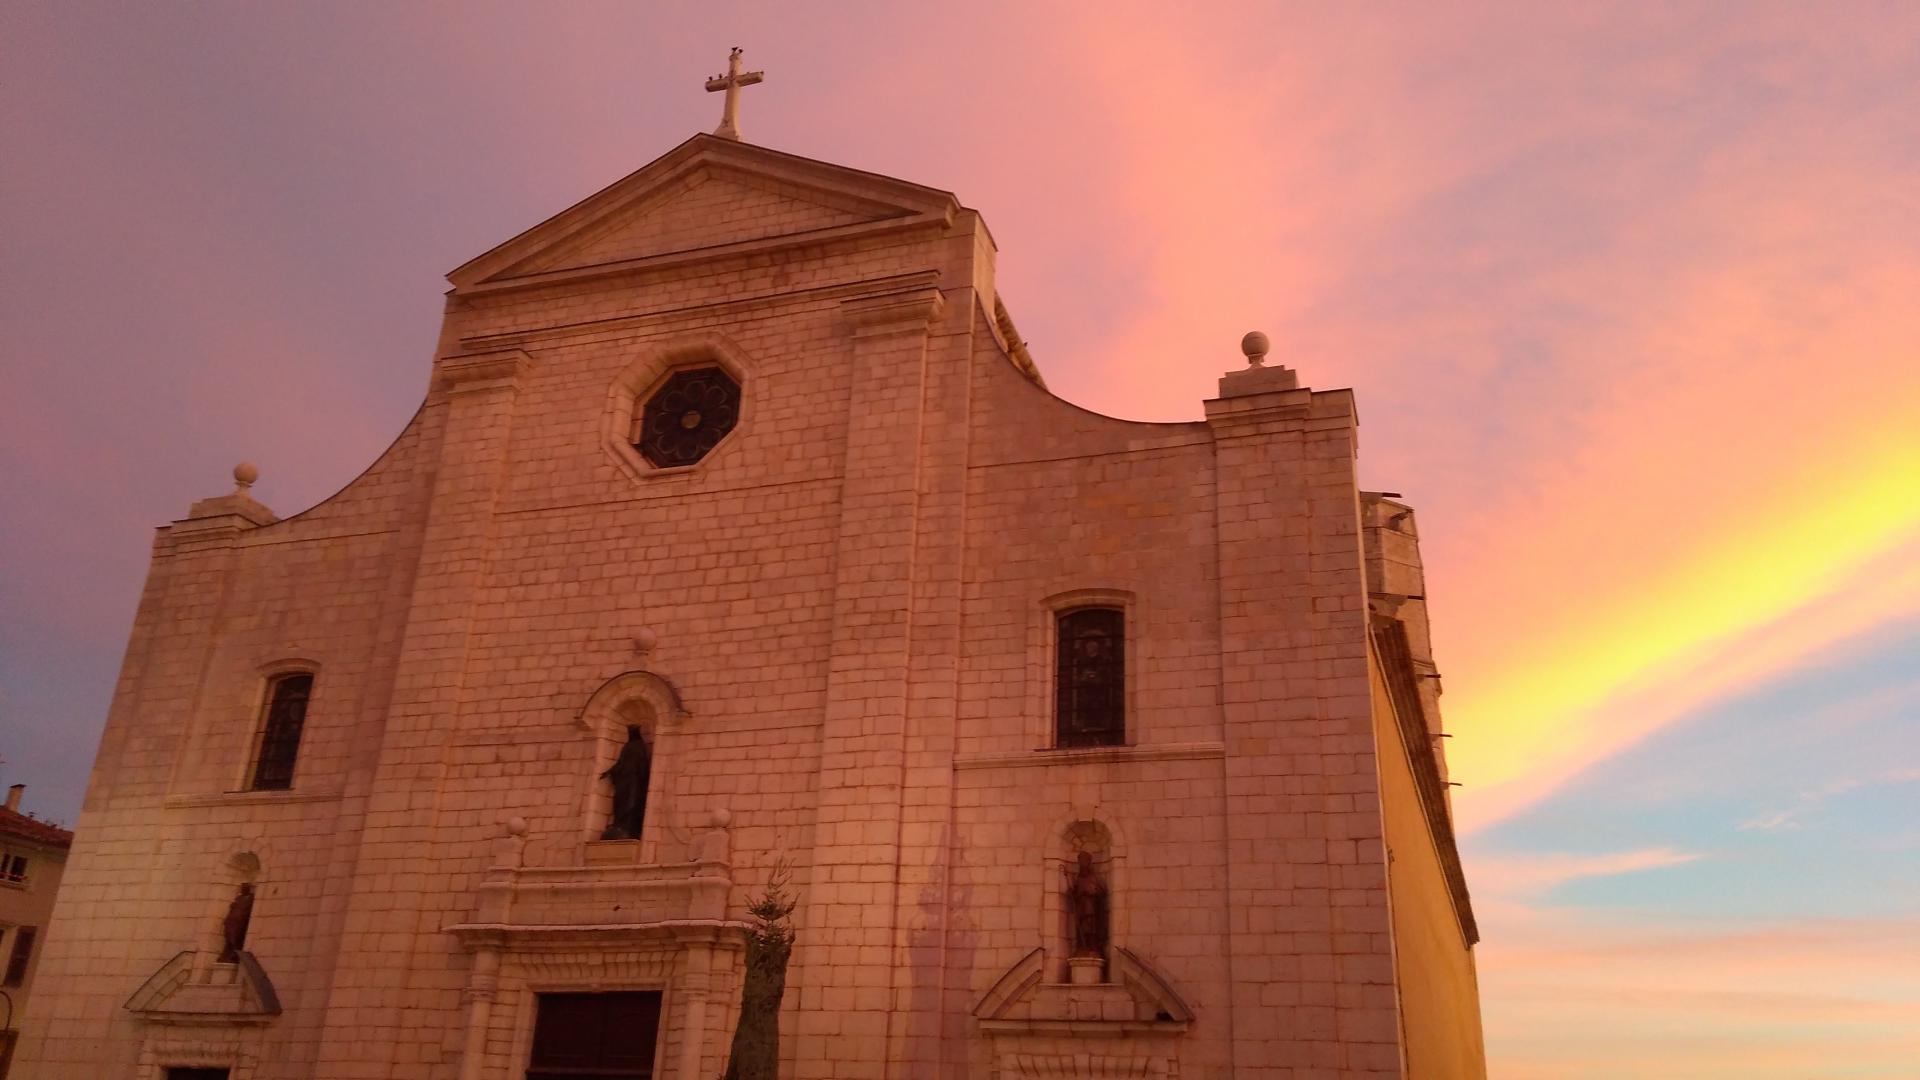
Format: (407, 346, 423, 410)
(1044, 816, 1125, 983)
(575, 670, 690, 861)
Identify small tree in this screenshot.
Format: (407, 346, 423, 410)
(724, 859, 798, 1080)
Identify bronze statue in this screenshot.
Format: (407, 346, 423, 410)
(599, 725, 652, 840)
(220, 882, 255, 962)
(1067, 851, 1108, 957)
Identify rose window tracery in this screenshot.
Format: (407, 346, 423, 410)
(635, 367, 740, 467)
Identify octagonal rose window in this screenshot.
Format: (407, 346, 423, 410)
(635, 367, 740, 468)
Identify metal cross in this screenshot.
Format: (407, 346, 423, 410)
(705, 47, 764, 142)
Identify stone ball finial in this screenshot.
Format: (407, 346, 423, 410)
(1240, 331, 1270, 368)
(709, 807, 733, 829)
(632, 626, 660, 657)
(504, 816, 528, 837)
(233, 462, 260, 491)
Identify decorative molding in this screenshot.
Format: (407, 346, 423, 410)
(446, 920, 750, 952)
(955, 742, 1225, 771)
(974, 946, 1192, 1080)
(840, 284, 947, 332)
(459, 214, 950, 298)
(431, 349, 530, 394)
(447, 134, 960, 295)
(457, 270, 944, 353)
(163, 788, 343, 809)
(575, 669, 691, 729)
(1373, 618, 1480, 945)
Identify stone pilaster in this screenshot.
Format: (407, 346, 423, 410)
(791, 285, 947, 1079)
(1206, 372, 1401, 1078)
(313, 348, 529, 1079)
(881, 285, 976, 1077)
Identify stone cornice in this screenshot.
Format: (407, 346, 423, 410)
(455, 214, 950, 299)
(840, 284, 947, 332)
(431, 348, 530, 394)
(1373, 618, 1480, 946)
(456, 270, 943, 353)
(445, 920, 751, 951)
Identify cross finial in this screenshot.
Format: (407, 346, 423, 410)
(705, 47, 764, 142)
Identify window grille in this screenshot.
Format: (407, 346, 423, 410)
(250, 673, 313, 791)
(1056, 607, 1125, 747)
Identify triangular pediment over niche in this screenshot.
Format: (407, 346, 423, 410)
(448, 134, 960, 293)
(973, 948, 1193, 1079)
(125, 949, 283, 1026)
(974, 946, 1193, 1032)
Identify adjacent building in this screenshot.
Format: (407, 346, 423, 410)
(2, 784, 74, 1078)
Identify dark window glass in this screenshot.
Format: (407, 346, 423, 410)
(3, 925, 35, 986)
(1056, 607, 1125, 747)
(250, 674, 313, 791)
(528, 991, 663, 1079)
(1, 853, 26, 884)
(636, 367, 740, 467)
(165, 1070, 231, 1080)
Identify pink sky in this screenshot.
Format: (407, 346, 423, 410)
(4, 4, 1917, 1074)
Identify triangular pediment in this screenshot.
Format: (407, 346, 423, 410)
(973, 947, 1193, 1032)
(449, 134, 960, 293)
(125, 950, 283, 1026)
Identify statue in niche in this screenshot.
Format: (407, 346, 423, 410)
(599, 725, 653, 841)
(219, 882, 256, 962)
(1066, 851, 1109, 958)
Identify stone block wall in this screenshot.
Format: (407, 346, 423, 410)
(17, 134, 1481, 1079)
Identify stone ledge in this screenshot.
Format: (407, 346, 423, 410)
(445, 919, 751, 951)
(954, 742, 1225, 771)
(164, 788, 344, 809)
(458, 269, 943, 352)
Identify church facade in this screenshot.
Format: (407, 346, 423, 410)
(18, 128, 1485, 1079)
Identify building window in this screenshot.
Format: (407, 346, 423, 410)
(165, 1070, 232, 1080)
(250, 673, 313, 791)
(1056, 607, 1125, 747)
(0, 852, 26, 886)
(634, 366, 740, 467)
(3, 925, 35, 986)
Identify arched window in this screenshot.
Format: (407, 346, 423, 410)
(249, 674, 312, 790)
(1056, 607, 1124, 747)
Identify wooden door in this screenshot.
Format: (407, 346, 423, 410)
(527, 991, 663, 1080)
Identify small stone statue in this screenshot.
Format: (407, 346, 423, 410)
(1067, 852, 1109, 958)
(599, 725, 653, 841)
(220, 882, 256, 962)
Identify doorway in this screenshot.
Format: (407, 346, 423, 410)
(527, 991, 663, 1080)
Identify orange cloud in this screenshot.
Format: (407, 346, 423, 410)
(1480, 911, 1920, 1077)
(1000, 9, 1920, 835)
(1469, 847, 1701, 902)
